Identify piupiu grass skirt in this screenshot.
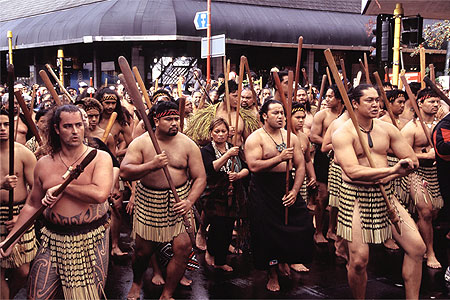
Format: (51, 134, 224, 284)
(0, 201, 37, 268)
(337, 181, 395, 244)
(328, 160, 342, 208)
(133, 181, 194, 242)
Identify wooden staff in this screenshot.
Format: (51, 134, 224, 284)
(104, 78, 108, 88)
(326, 67, 332, 86)
(7, 65, 14, 220)
(373, 72, 398, 129)
(423, 76, 450, 106)
(39, 70, 62, 106)
(359, 59, 366, 75)
(354, 71, 362, 87)
(294, 36, 304, 95)
(272, 72, 288, 109)
(117, 56, 196, 244)
(301, 68, 309, 87)
(193, 72, 213, 104)
(429, 64, 435, 83)
(14, 112, 19, 142)
(340, 58, 349, 91)
(101, 112, 117, 143)
(243, 56, 257, 103)
(284, 71, 294, 225)
(45, 64, 74, 102)
(178, 97, 186, 133)
(14, 91, 42, 145)
(384, 66, 389, 82)
(232, 56, 245, 147)
(1, 150, 97, 252)
(401, 75, 434, 147)
(363, 53, 371, 84)
(132, 67, 153, 109)
(155, 78, 159, 91)
(177, 77, 183, 98)
(420, 46, 426, 89)
(224, 57, 232, 125)
(324, 49, 401, 234)
(317, 74, 327, 110)
(398, 69, 406, 90)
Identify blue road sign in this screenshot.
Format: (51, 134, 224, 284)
(194, 11, 208, 30)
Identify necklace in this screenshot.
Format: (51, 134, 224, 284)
(59, 146, 89, 179)
(420, 117, 438, 129)
(263, 127, 286, 152)
(359, 121, 374, 148)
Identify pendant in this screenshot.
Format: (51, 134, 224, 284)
(367, 133, 373, 148)
(276, 142, 287, 153)
(62, 166, 73, 180)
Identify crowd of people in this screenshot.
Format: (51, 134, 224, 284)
(0, 64, 449, 299)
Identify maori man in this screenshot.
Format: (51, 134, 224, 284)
(401, 88, 444, 269)
(295, 87, 314, 137)
(0, 104, 113, 299)
(310, 84, 344, 243)
(332, 84, 425, 299)
(379, 89, 409, 130)
(2, 94, 31, 145)
(120, 101, 206, 300)
(245, 100, 313, 291)
(0, 109, 37, 299)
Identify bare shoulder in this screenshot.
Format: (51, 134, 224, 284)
(95, 148, 113, 164)
(178, 133, 200, 152)
(332, 119, 353, 140)
(400, 119, 417, 133)
(15, 142, 36, 161)
(245, 128, 263, 145)
(313, 108, 328, 121)
(374, 118, 396, 132)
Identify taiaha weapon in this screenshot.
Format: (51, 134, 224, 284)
(132, 67, 153, 109)
(30, 85, 37, 113)
(178, 97, 186, 133)
(340, 59, 349, 91)
(101, 112, 117, 143)
(39, 70, 62, 106)
(429, 64, 435, 83)
(232, 56, 245, 147)
(354, 71, 362, 87)
(326, 67, 332, 86)
(294, 36, 304, 96)
(301, 68, 309, 87)
(243, 56, 258, 104)
(401, 75, 434, 147)
(177, 77, 183, 98)
(284, 71, 294, 225)
(420, 46, 426, 89)
(423, 76, 450, 106)
(324, 49, 401, 235)
(7, 65, 15, 220)
(117, 56, 196, 244)
(223, 56, 232, 125)
(14, 91, 42, 145)
(45, 64, 74, 103)
(1, 150, 97, 252)
(373, 72, 399, 129)
(272, 72, 288, 109)
(363, 53, 372, 84)
(317, 74, 327, 110)
(104, 78, 108, 88)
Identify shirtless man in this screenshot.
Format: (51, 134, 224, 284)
(296, 88, 314, 137)
(245, 100, 313, 292)
(2, 94, 30, 145)
(120, 101, 206, 300)
(310, 85, 344, 243)
(0, 109, 37, 299)
(0, 104, 113, 299)
(332, 84, 425, 299)
(186, 80, 258, 147)
(379, 89, 409, 130)
(401, 88, 443, 269)
(241, 86, 259, 119)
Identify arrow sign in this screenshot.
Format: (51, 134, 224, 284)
(194, 11, 208, 30)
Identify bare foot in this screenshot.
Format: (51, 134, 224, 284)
(426, 255, 442, 269)
(180, 276, 192, 286)
(126, 282, 141, 300)
(290, 263, 309, 272)
(383, 238, 400, 250)
(266, 271, 280, 292)
(278, 263, 291, 277)
(205, 251, 214, 266)
(314, 232, 328, 244)
(151, 273, 165, 286)
(326, 231, 337, 241)
(111, 246, 128, 257)
(214, 264, 233, 272)
(228, 244, 243, 254)
(195, 233, 207, 251)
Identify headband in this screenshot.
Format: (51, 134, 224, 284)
(291, 107, 305, 114)
(101, 94, 118, 101)
(418, 93, 435, 103)
(152, 91, 171, 102)
(155, 109, 179, 119)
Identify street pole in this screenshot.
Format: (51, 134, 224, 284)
(392, 3, 403, 87)
(207, 0, 211, 85)
(58, 49, 64, 87)
(7, 31, 13, 65)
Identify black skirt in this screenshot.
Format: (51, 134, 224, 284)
(249, 172, 313, 270)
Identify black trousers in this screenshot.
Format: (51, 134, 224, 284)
(206, 216, 235, 266)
